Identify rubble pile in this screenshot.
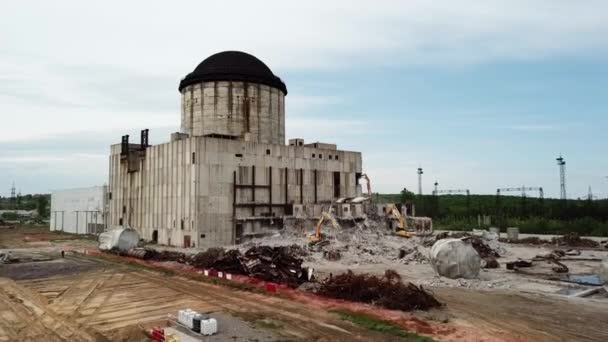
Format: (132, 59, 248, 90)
(499, 236, 548, 245)
(466, 236, 500, 268)
(318, 269, 441, 311)
(189, 248, 225, 269)
(243, 246, 309, 287)
(0, 252, 18, 264)
(148, 250, 187, 263)
(552, 233, 599, 248)
(188, 245, 310, 287)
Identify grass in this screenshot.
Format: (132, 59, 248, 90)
(331, 309, 436, 342)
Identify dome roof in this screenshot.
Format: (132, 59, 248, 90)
(179, 51, 287, 94)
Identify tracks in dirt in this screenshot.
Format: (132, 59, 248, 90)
(3, 253, 383, 341)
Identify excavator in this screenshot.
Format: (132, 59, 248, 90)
(384, 204, 414, 238)
(309, 205, 340, 243)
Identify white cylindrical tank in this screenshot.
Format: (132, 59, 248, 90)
(98, 227, 140, 251)
(430, 238, 481, 279)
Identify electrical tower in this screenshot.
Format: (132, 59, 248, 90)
(496, 186, 544, 218)
(432, 188, 471, 216)
(587, 186, 593, 201)
(417, 167, 423, 195)
(556, 155, 566, 200)
(10, 182, 16, 201)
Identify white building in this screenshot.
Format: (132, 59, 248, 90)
(50, 186, 108, 234)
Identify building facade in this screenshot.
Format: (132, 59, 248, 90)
(108, 51, 363, 248)
(50, 186, 107, 234)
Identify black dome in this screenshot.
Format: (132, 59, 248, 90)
(179, 51, 287, 94)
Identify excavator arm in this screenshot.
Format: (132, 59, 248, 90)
(309, 206, 340, 243)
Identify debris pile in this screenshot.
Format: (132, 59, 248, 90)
(552, 233, 599, 248)
(0, 252, 18, 264)
(466, 236, 500, 268)
(506, 260, 532, 270)
(323, 249, 342, 261)
(318, 269, 441, 311)
(499, 236, 547, 245)
(189, 248, 225, 269)
(189, 245, 310, 287)
(148, 250, 187, 263)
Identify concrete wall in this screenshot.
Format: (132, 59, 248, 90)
(181, 81, 285, 145)
(50, 186, 107, 234)
(108, 136, 362, 248)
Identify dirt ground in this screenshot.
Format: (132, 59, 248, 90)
(2, 225, 608, 341)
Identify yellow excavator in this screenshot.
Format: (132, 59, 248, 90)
(309, 206, 341, 243)
(385, 204, 414, 238)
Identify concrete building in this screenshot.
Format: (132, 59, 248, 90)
(50, 186, 108, 234)
(108, 51, 363, 248)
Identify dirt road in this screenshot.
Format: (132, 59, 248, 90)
(435, 287, 608, 342)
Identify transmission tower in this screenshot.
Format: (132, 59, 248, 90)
(496, 186, 544, 218)
(417, 167, 423, 195)
(10, 182, 16, 201)
(433, 188, 471, 216)
(587, 186, 593, 201)
(556, 155, 566, 199)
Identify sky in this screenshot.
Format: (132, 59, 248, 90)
(1, 1, 607, 199)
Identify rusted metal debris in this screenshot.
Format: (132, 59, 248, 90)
(318, 269, 441, 311)
(118, 245, 311, 287)
(552, 233, 599, 248)
(323, 249, 341, 261)
(506, 260, 533, 270)
(460, 236, 500, 268)
(191, 245, 310, 287)
(499, 236, 548, 245)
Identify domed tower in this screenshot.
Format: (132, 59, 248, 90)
(179, 51, 287, 144)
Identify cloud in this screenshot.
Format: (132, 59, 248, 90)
(1, 1, 608, 195)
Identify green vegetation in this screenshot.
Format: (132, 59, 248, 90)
(376, 191, 608, 236)
(331, 309, 436, 341)
(0, 193, 50, 219)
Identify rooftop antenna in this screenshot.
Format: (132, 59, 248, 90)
(417, 166, 423, 196)
(556, 155, 566, 200)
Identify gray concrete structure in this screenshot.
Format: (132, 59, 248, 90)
(108, 51, 363, 248)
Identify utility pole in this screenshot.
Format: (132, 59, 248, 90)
(417, 167, 423, 196)
(556, 155, 567, 200)
(10, 182, 16, 201)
